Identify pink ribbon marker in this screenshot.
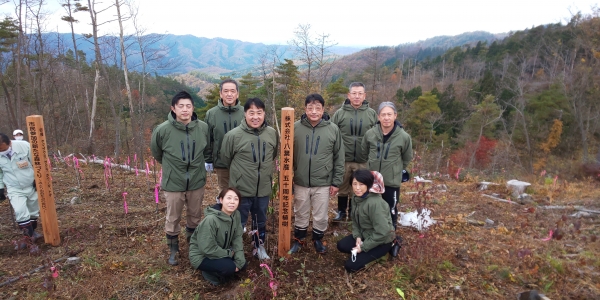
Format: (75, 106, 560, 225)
(542, 229, 553, 241)
(51, 266, 59, 278)
(135, 166, 139, 176)
(260, 263, 277, 297)
(146, 161, 150, 179)
(123, 192, 128, 214)
(553, 175, 558, 188)
(155, 185, 160, 204)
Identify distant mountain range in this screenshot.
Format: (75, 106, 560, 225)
(46, 31, 504, 77)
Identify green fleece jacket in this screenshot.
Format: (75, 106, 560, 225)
(220, 119, 279, 198)
(293, 113, 345, 187)
(189, 205, 245, 270)
(150, 111, 210, 192)
(360, 121, 413, 188)
(351, 192, 395, 252)
(331, 99, 378, 163)
(204, 99, 245, 168)
(0, 140, 34, 190)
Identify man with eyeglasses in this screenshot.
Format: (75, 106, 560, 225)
(331, 82, 377, 222)
(205, 79, 245, 202)
(289, 93, 344, 254)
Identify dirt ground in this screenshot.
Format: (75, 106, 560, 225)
(0, 160, 599, 299)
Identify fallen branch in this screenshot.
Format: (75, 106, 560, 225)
(482, 194, 519, 205)
(88, 158, 154, 174)
(538, 205, 600, 214)
(0, 256, 68, 288)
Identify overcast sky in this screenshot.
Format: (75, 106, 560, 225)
(1, 0, 598, 47)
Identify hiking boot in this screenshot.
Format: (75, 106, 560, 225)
(288, 238, 305, 254)
(202, 271, 222, 286)
(166, 237, 179, 266)
(32, 231, 44, 243)
(332, 211, 346, 222)
(185, 227, 195, 244)
(389, 236, 402, 257)
(313, 239, 327, 254)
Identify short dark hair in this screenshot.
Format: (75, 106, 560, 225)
(220, 79, 238, 92)
(218, 187, 242, 201)
(0, 133, 10, 145)
(352, 169, 374, 190)
(348, 82, 366, 91)
(244, 98, 266, 112)
(171, 91, 193, 107)
(305, 93, 325, 107)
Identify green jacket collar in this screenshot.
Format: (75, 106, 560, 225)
(240, 118, 268, 134)
(342, 99, 370, 111)
(204, 204, 237, 221)
(218, 99, 242, 112)
(299, 112, 331, 128)
(168, 111, 199, 130)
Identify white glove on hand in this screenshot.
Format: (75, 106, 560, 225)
(205, 163, 213, 172)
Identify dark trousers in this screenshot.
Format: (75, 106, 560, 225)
(238, 196, 269, 246)
(197, 257, 238, 278)
(381, 186, 400, 229)
(337, 234, 392, 272)
(337, 196, 351, 214)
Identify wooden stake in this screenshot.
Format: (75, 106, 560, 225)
(278, 107, 294, 257)
(26, 115, 61, 246)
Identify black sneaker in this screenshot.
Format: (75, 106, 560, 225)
(202, 271, 221, 286)
(389, 236, 402, 257)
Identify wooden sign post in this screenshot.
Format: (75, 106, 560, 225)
(278, 108, 294, 257)
(26, 115, 61, 246)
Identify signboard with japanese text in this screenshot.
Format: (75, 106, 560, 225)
(26, 115, 61, 246)
(278, 108, 294, 257)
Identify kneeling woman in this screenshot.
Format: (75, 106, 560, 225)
(337, 169, 395, 272)
(189, 187, 246, 285)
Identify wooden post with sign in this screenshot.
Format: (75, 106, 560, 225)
(26, 115, 61, 246)
(278, 108, 294, 257)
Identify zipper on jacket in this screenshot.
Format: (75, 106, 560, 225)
(384, 143, 391, 159)
(305, 135, 309, 154)
(262, 142, 266, 162)
(234, 120, 238, 127)
(255, 130, 262, 197)
(180, 141, 186, 161)
(308, 127, 316, 187)
(223, 231, 229, 249)
(314, 136, 320, 155)
(350, 118, 354, 135)
(185, 126, 191, 190)
(251, 143, 257, 162)
(228, 111, 232, 132)
(359, 119, 363, 135)
(226, 215, 234, 249)
(376, 141, 381, 159)
(223, 122, 228, 134)
(192, 140, 196, 161)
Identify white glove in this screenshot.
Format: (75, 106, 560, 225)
(205, 163, 213, 172)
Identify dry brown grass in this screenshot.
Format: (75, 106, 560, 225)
(0, 163, 599, 299)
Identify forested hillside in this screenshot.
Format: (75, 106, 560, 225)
(0, 0, 598, 179)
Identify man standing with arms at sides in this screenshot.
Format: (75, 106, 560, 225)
(151, 91, 210, 266)
(289, 94, 344, 254)
(220, 98, 278, 260)
(331, 82, 377, 221)
(0, 133, 42, 246)
(205, 79, 245, 201)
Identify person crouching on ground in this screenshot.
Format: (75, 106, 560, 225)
(189, 187, 246, 285)
(337, 169, 394, 272)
